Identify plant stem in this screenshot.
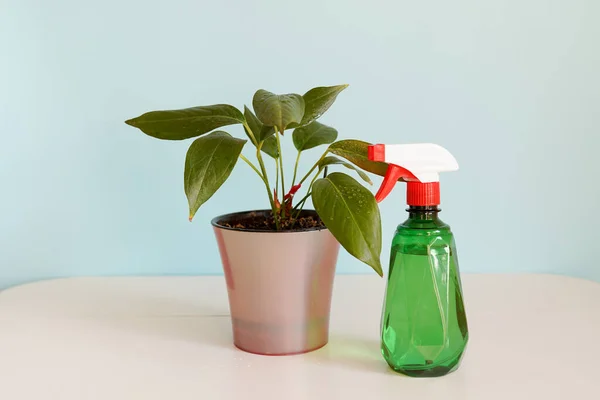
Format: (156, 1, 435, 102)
(274, 127, 286, 217)
(255, 147, 280, 230)
(293, 166, 323, 210)
(292, 165, 324, 221)
(291, 151, 301, 187)
(242, 122, 258, 146)
(292, 193, 311, 220)
(292, 191, 312, 211)
(293, 169, 322, 220)
(297, 149, 329, 186)
(239, 154, 263, 180)
(275, 128, 285, 192)
(311, 168, 324, 187)
(242, 121, 281, 230)
(275, 157, 280, 197)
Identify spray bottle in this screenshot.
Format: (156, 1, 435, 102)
(368, 143, 468, 377)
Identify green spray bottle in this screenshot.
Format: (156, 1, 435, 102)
(368, 143, 468, 377)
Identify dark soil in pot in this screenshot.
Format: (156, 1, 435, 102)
(212, 209, 326, 232)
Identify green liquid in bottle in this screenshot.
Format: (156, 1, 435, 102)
(381, 207, 468, 377)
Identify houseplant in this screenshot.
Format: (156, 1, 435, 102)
(125, 84, 387, 355)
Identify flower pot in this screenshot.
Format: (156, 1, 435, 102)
(211, 210, 340, 355)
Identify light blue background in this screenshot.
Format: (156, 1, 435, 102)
(1, 0, 599, 289)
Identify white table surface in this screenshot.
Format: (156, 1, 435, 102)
(0, 274, 598, 399)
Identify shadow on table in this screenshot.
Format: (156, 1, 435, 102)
(306, 335, 399, 376)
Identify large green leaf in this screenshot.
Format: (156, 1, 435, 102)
(318, 156, 372, 185)
(328, 140, 391, 178)
(300, 84, 348, 126)
(312, 173, 382, 276)
(125, 104, 244, 140)
(252, 90, 305, 132)
(184, 131, 247, 220)
(292, 121, 338, 151)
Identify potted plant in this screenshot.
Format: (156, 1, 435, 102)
(125, 84, 385, 355)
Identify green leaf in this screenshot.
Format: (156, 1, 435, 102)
(243, 105, 275, 143)
(300, 84, 348, 126)
(185, 131, 247, 220)
(328, 139, 391, 178)
(260, 135, 279, 158)
(125, 104, 244, 140)
(252, 90, 305, 131)
(318, 156, 373, 185)
(292, 121, 338, 151)
(312, 173, 382, 276)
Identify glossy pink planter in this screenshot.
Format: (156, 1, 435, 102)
(212, 210, 340, 355)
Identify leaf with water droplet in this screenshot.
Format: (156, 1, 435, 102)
(312, 173, 382, 276)
(317, 156, 373, 185)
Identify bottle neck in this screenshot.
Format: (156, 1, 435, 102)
(407, 205, 440, 221)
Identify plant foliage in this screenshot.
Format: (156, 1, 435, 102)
(126, 84, 386, 275)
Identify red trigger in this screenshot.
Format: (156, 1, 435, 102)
(375, 165, 415, 203)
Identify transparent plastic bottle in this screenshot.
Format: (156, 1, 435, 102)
(381, 206, 468, 377)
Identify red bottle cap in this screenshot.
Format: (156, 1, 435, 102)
(406, 181, 440, 206)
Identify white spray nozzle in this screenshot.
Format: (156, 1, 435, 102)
(368, 143, 459, 203)
(375, 143, 458, 182)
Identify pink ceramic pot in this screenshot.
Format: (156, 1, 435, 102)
(212, 210, 340, 355)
